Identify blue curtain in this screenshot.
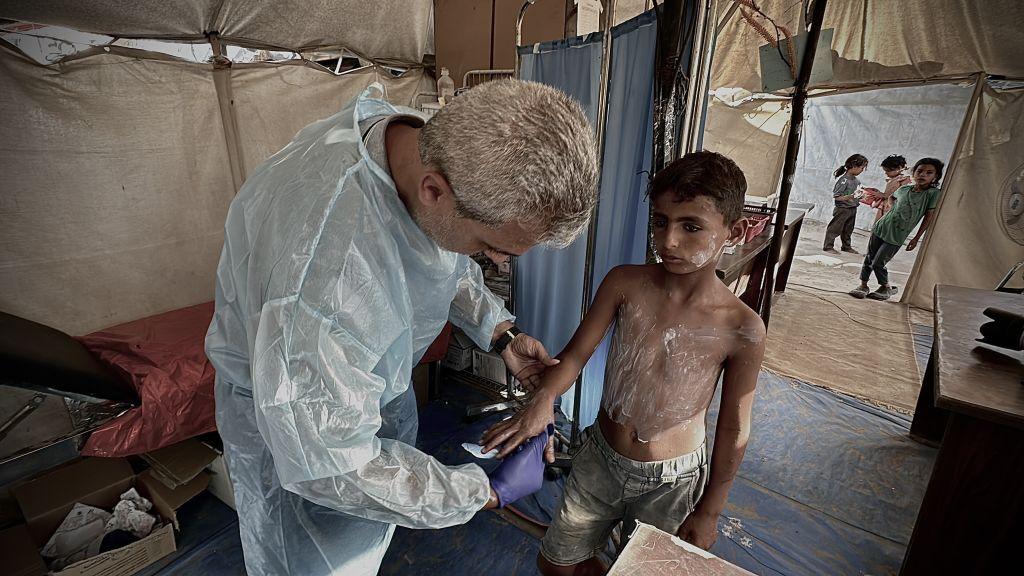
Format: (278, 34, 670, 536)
(516, 11, 657, 429)
(515, 35, 602, 361)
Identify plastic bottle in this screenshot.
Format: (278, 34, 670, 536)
(437, 67, 455, 106)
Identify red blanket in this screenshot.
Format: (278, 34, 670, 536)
(78, 303, 216, 457)
(78, 303, 452, 456)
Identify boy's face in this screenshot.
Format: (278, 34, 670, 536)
(883, 166, 903, 178)
(652, 194, 745, 275)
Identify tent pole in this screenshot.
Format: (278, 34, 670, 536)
(902, 72, 986, 305)
(684, 0, 715, 153)
(208, 33, 246, 193)
(758, 0, 828, 328)
(569, 0, 616, 450)
(514, 0, 537, 77)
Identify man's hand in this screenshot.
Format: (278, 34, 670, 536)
(500, 333, 559, 391)
(481, 392, 557, 459)
(677, 509, 719, 550)
(906, 237, 920, 251)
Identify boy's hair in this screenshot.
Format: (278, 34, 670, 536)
(648, 151, 747, 223)
(834, 153, 868, 178)
(913, 157, 945, 187)
(880, 154, 907, 171)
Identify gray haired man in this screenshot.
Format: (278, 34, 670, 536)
(205, 79, 599, 575)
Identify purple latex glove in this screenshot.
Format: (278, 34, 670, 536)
(487, 424, 552, 507)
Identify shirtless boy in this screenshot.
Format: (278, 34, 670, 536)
(481, 151, 766, 575)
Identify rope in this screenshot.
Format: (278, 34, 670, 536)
(736, 0, 797, 80)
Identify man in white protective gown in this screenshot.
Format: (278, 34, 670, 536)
(205, 79, 599, 575)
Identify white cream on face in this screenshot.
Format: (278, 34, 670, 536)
(687, 231, 726, 268)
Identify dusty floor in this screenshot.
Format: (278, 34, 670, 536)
(764, 219, 929, 411)
(787, 219, 922, 298)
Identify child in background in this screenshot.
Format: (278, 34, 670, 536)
(823, 154, 869, 254)
(850, 157, 944, 301)
(481, 152, 766, 575)
(865, 154, 912, 223)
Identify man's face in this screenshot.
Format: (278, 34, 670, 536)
(652, 194, 741, 275)
(414, 201, 540, 263)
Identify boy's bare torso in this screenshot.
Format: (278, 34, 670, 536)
(599, 265, 757, 461)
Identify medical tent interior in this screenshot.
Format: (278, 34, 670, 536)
(1, 1, 1023, 575)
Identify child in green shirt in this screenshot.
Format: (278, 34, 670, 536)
(850, 158, 945, 301)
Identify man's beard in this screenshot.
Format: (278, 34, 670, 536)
(412, 207, 461, 252)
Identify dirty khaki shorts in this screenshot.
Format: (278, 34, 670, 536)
(540, 424, 708, 566)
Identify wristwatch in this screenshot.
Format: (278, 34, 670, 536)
(493, 326, 523, 355)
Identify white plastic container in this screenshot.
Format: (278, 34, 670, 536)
(436, 67, 455, 106)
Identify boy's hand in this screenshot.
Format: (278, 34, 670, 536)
(906, 237, 919, 251)
(677, 509, 718, 550)
(500, 333, 559, 391)
(481, 393, 556, 459)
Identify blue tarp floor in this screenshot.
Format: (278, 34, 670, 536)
(149, 353, 937, 576)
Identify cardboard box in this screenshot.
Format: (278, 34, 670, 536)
(11, 457, 134, 546)
(0, 524, 47, 576)
(10, 454, 209, 576)
(141, 438, 218, 490)
(204, 454, 236, 511)
(472, 349, 508, 387)
(442, 330, 476, 371)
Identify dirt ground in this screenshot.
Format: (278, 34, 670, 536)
(786, 219, 922, 300)
(762, 219, 928, 411)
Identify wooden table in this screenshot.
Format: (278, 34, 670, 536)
(902, 285, 1024, 575)
(717, 209, 806, 310)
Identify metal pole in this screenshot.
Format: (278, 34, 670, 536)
(681, 0, 712, 154)
(758, 0, 828, 327)
(509, 0, 535, 401)
(570, 0, 617, 450)
(514, 0, 537, 78)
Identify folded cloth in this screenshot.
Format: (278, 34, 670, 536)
(105, 488, 156, 538)
(42, 503, 111, 569)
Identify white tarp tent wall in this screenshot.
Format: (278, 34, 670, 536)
(905, 83, 1024, 307)
(789, 83, 974, 230)
(0, 2, 433, 335)
(703, 0, 1024, 308)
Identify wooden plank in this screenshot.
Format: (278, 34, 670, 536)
(901, 413, 1024, 574)
(908, 350, 948, 446)
(933, 285, 1024, 430)
(717, 209, 804, 287)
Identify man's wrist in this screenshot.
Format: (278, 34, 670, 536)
(491, 321, 515, 344)
(493, 325, 522, 355)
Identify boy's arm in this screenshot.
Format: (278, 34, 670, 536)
(480, 266, 629, 457)
(678, 314, 766, 550)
